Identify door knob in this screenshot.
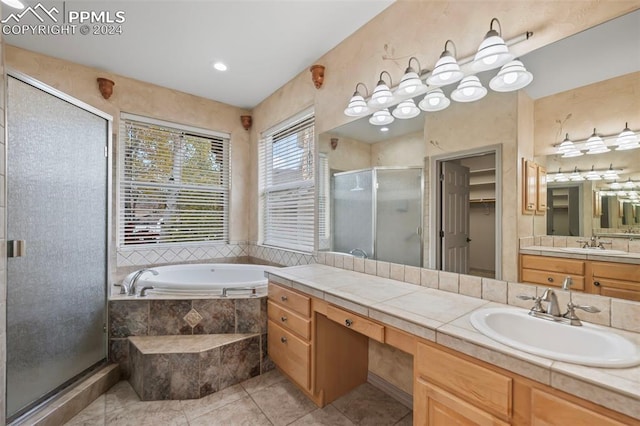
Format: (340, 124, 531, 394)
(466, 237, 472, 242)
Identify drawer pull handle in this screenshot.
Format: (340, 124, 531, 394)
(345, 319, 353, 327)
(280, 316, 287, 322)
(281, 295, 288, 302)
(280, 336, 287, 343)
(547, 277, 554, 283)
(594, 281, 601, 287)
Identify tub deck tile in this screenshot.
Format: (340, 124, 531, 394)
(129, 334, 256, 354)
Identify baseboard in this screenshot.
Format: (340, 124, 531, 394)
(367, 371, 413, 410)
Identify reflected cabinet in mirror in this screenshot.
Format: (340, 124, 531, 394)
(318, 10, 640, 298)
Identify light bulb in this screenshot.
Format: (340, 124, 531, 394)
(503, 72, 518, 85)
(439, 71, 452, 81)
(463, 87, 475, 96)
(428, 97, 439, 106)
(483, 55, 498, 65)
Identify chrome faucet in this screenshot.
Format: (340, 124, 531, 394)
(122, 269, 158, 296)
(349, 248, 368, 259)
(577, 236, 611, 249)
(541, 288, 561, 317)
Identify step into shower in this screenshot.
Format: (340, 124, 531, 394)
(128, 334, 261, 400)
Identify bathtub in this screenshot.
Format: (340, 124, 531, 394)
(121, 264, 274, 298)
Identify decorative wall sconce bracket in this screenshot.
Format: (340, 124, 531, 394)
(310, 64, 325, 89)
(241, 115, 252, 130)
(97, 77, 115, 100)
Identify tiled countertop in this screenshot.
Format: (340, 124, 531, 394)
(266, 264, 640, 420)
(520, 245, 640, 264)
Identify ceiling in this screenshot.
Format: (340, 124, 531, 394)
(2, 0, 394, 109)
(329, 9, 640, 144)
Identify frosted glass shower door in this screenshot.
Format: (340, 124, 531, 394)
(375, 168, 422, 267)
(6, 76, 109, 418)
(332, 170, 374, 258)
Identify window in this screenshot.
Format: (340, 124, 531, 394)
(260, 110, 315, 252)
(119, 113, 229, 246)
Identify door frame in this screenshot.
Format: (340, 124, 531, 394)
(429, 145, 502, 279)
(6, 69, 114, 349)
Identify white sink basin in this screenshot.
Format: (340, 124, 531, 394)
(470, 308, 640, 368)
(558, 247, 628, 255)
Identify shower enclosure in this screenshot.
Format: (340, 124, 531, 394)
(6, 74, 110, 420)
(332, 167, 423, 267)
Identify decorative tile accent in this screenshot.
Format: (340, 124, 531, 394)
(192, 299, 235, 334)
(184, 309, 204, 328)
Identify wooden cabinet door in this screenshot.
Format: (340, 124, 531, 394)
(536, 165, 547, 214)
(531, 389, 628, 426)
(415, 377, 509, 426)
(523, 159, 537, 213)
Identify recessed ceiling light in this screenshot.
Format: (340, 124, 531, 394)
(1, 0, 25, 9)
(380, 127, 389, 132)
(213, 62, 228, 72)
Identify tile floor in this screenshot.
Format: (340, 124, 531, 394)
(65, 369, 413, 426)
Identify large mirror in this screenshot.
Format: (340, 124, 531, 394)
(318, 10, 640, 278)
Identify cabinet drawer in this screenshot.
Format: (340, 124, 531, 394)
(521, 269, 585, 290)
(416, 343, 512, 420)
(268, 320, 310, 390)
(268, 283, 311, 318)
(521, 255, 584, 275)
(531, 389, 627, 426)
(327, 304, 384, 342)
(591, 262, 640, 282)
(267, 300, 311, 340)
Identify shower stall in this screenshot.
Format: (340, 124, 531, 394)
(332, 167, 423, 267)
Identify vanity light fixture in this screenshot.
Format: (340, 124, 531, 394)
(427, 40, 464, 87)
(344, 83, 371, 117)
(451, 75, 487, 102)
(552, 168, 569, 182)
(602, 164, 620, 181)
(392, 99, 421, 119)
(610, 181, 622, 189)
(395, 57, 428, 97)
(569, 167, 584, 181)
(585, 128, 610, 155)
(557, 134, 583, 158)
(616, 123, 640, 150)
(418, 88, 450, 112)
(368, 71, 395, 109)
(489, 59, 533, 92)
(369, 108, 394, 126)
(472, 18, 515, 72)
(585, 165, 602, 181)
(624, 178, 636, 189)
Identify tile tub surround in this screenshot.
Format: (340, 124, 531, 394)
(129, 334, 261, 401)
(267, 265, 640, 420)
(108, 297, 268, 378)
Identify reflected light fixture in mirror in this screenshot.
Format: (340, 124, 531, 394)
(569, 167, 584, 181)
(472, 18, 514, 72)
(368, 71, 395, 108)
(585, 165, 602, 181)
(603, 164, 620, 181)
(369, 108, 394, 125)
(451, 75, 487, 102)
(395, 57, 428, 97)
(489, 59, 533, 92)
(554, 125, 639, 156)
(550, 168, 569, 182)
(344, 82, 371, 117)
(392, 99, 420, 119)
(418, 88, 450, 112)
(427, 40, 464, 87)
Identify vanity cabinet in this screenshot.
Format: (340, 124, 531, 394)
(588, 261, 640, 301)
(530, 390, 628, 426)
(519, 254, 585, 290)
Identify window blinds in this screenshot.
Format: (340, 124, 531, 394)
(119, 115, 229, 246)
(260, 112, 315, 252)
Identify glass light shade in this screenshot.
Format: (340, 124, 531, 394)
(392, 99, 420, 119)
(561, 149, 583, 158)
(585, 172, 602, 181)
(569, 172, 584, 181)
(368, 82, 395, 108)
(427, 54, 464, 87)
(451, 76, 487, 103)
(418, 88, 450, 112)
(395, 70, 427, 97)
(585, 130, 610, 154)
(603, 171, 620, 180)
(610, 181, 622, 189)
(344, 94, 370, 117)
(369, 108, 394, 126)
(616, 126, 640, 150)
(557, 134, 577, 154)
(489, 60, 533, 92)
(472, 31, 514, 72)
(624, 179, 636, 189)
(554, 173, 569, 182)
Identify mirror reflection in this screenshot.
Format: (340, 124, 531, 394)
(319, 10, 640, 277)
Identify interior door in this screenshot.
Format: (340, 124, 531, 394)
(441, 162, 470, 274)
(6, 75, 109, 419)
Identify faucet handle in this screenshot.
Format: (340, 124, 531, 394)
(517, 295, 545, 313)
(571, 303, 600, 314)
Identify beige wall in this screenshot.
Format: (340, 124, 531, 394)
(371, 131, 425, 168)
(5, 45, 252, 278)
(318, 133, 371, 172)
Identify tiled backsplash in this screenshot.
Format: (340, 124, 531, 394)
(316, 252, 640, 334)
(116, 242, 250, 267)
(248, 243, 316, 267)
(519, 235, 640, 253)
